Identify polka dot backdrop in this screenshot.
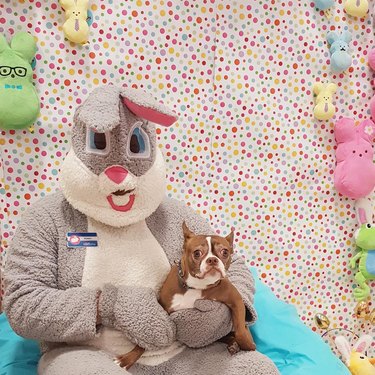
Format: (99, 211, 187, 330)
(0, 0, 374, 339)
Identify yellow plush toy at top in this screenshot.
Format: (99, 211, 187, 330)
(59, 0, 89, 44)
(344, 0, 369, 17)
(313, 82, 337, 121)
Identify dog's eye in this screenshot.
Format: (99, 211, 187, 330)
(360, 356, 365, 360)
(193, 250, 202, 259)
(221, 249, 229, 257)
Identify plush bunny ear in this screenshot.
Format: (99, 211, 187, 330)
(327, 31, 339, 45)
(0, 34, 10, 54)
(334, 117, 356, 143)
(335, 336, 351, 364)
(326, 83, 337, 94)
(341, 31, 352, 44)
(313, 82, 324, 95)
(369, 49, 375, 71)
(10, 32, 36, 63)
(353, 335, 373, 353)
(74, 85, 122, 132)
(59, 0, 76, 9)
(120, 87, 178, 127)
(358, 119, 375, 143)
(355, 198, 373, 224)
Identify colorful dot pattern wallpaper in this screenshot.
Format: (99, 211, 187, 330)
(0, 0, 375, 341)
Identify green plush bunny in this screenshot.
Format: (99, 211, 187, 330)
(0, 32, 39, 130)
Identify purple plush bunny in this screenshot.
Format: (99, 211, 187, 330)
(334, 117, 375, 199)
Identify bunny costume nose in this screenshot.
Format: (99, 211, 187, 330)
(105, 166, 128, 184)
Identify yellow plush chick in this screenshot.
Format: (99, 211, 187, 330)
(349, 352, 375, 375)
(313, 82, 337, 121)
(336, 335, 375, 375)
(344, 0, 369, 17)
(60, 0, 90, 44)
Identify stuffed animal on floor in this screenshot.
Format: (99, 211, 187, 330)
(335, 335, 375, 375)
(59, 0, 90, 44)
(369, 49, 375, 121)
(0, 32, 39, 130)
(327, 31, 352, 73)
(313, 82, 337, 120)
(4, 85, 279, 375)
(344, 0, 369, 17)
(334, 117, 375, 199)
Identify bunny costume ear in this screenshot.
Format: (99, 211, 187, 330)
(353, 335, 373, 353)
(327, 31, 339, 45)
(358, 119, 375, 143)
(334, 117, 356, 144)
(335, 336, 351, 365)
(120, 87, 178, 127)
(355, 198, 373, 224)
(75, 85, 178, 133)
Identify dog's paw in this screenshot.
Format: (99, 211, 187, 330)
(227, 341, 241, 355)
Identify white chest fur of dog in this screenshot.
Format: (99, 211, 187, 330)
(80, 218, 184, 364)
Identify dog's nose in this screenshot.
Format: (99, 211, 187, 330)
(105, 166, 128, 184)
(206, 257, 219, 266)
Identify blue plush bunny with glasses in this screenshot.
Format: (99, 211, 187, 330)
(0, 32, 39, 130)
(326, 30, 352, 73)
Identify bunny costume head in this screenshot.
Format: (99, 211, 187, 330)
(334, 117, 375, 199)
(60, 85, 177, 227)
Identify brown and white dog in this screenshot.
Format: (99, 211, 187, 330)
(116, 222, 256, 369)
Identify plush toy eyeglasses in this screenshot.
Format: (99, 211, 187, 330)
(0, 66, 27, 77)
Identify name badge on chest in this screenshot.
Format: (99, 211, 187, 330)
(66, 232, 98, 248)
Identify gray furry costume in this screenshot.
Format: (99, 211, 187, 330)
(4, 85, 279, 375)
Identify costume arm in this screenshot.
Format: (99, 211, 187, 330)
(4, 204, 98, 342)
(99, 284, 176, 350)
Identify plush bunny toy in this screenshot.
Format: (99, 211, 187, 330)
(0, 32, 39, 130)
(327, 31, 352, 73)
(369, 49, 375, 121)
(4, 85, 279, 375)
(334, 117, 375, 199)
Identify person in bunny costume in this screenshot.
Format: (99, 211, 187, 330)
(4, 85, 279, 375)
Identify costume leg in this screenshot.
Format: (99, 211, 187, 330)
(38, 346, 130, 375)
(133, 342, 279, 375)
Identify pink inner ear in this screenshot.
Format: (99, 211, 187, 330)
(122, 98, 177, 127)
(356, 342, 366, 353)
(358, 208, 367, 224)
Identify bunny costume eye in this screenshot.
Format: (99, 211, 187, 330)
(366, 223, 372, 229)
(127, 121, 151, 159)
(86, 128, 111, 155)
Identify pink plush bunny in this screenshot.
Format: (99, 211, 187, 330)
(334, 117, 375, 199)
(369, 48, 375, 121)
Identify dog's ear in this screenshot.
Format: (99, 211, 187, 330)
(182, 221, 195, 239)
(225, 229, 234, 250)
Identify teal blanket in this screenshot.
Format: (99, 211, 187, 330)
(0, 269, 350, 374)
